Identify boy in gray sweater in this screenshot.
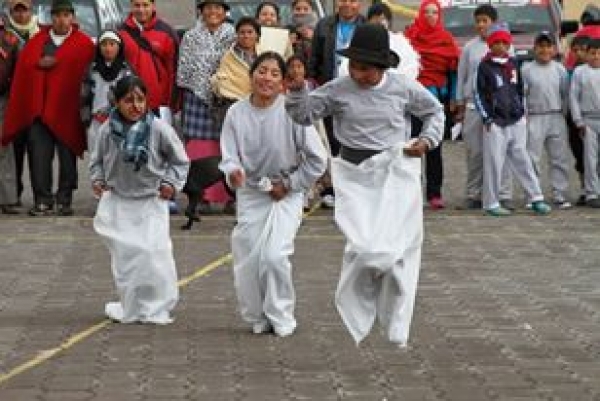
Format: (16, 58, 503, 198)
(522, 32, 571, 209)
(570, 39, 600, 207)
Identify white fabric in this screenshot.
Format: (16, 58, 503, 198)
(94, 191, 179, 324)
(231, 187, 303, 335)
(332, 145, 423, 346)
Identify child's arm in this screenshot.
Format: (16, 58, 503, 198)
(218, 110, 245, 189)
(473, 63, 494, 126)
(569, 69, 585, 128)
(558, 64, 570, 115)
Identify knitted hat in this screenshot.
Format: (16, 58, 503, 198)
(8, 0, 31, 10)
(98, 30, 122, 44)
(486, 22, 512, 47)
(51, 0, 75, 14)
(337, 23, 399, 69)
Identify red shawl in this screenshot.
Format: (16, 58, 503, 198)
(1, 26, 94, 156)
(405, 0, 460, 87)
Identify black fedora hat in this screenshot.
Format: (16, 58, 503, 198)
(197, 0, 230, 12)
(337, 23, 399, 69)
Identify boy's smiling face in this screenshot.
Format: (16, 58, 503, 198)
(475, 14, 493, 39)
(588, 47, 600, 68)
(489, 40, 510, 56)
(534, 41, 556, 64)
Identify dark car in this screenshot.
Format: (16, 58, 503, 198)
(441, 0, 568, 61)
(33, 0, 126, 38)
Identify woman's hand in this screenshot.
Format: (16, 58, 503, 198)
(269, 181, 288, 201)
(403, 138, 430, 158)
(159, 184, 175, 200)
(229, 169, 246, 189)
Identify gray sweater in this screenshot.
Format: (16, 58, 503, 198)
(89, 118, 189, 198)
(219, 95, 327, 192)
(285, 72, 444, 150)
(569, 64, 600, 126)
(521, 60, 568, 115)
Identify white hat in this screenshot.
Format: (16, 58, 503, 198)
(98, 30, 121, 44)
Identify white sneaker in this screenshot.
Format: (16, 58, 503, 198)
(252, 320, 272, 334)
(553, 200, 572, 210)
(321, 194, 335, 208)
(105, 302, 124, 322)
(274, 326, 295, 338)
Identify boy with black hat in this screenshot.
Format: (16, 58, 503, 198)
(569, 38, 600, 207)
(521, 31, 571, 209)
(474, 22, 551, 217)
(286, 23, 444, 346)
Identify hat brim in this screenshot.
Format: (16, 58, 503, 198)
(337, 47, 399, 69)
(198, 1, 230, 11)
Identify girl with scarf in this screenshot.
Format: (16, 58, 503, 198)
(219, 52, 327, 337)
(405, 0, 460, 210)
(90, 75, 189, 324)
(81, 30, 131, 155)
(177, 0, 235, 211)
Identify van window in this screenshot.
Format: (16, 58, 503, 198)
(444, 4, 553, 36)
(35, 1, 99, 37)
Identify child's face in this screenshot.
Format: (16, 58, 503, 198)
(572, 45, 588, 63)
(490, 41, 510, 56)
(236, 24, 259, 50)
(475, 14, 493, 38)
(257, 5, 278, 26)
(292, 0, 312, 17)
(588, 47, 600, 68)
(116, 87, 147, 122)
(287, 59, 305, 80)
(534, 41, 555, 64)
(100, 39, 120, 62)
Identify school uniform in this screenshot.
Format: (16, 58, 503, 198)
(90, 115, 189, 324)
(569, 64, 600, 200)
(474, 54, 545, 210)
(219, 95, 327, 336)
(521, 59, 570, 203)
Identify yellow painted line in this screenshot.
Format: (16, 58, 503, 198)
(0, 205, 320, 386)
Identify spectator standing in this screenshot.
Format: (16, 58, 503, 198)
(405, 0, 459, 210)
(91, 76, 189, 324)
(177, 0, 235, 211)
(308, 0, 365, 207)
(286, 24, 444, 345)
(81, 30, 132, 155)
(290, 0, 317, 63)
(521, 32, 571, 209)
(219, 52, 326, 337)
(474, 23, 551, 217)
(119, 0, 179, 116)
(2, 0, 94, 216)
(569, 39, 600, 208)
(255, 1, 293, 58)
(0, 0, 39, 212)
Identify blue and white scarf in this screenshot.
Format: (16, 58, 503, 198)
(109, 109, 153, 171)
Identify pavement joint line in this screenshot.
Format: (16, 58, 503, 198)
(0, 204, 320, 387)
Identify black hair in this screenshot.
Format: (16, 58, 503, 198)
(581, 4, 600, 26)
(286, 54, 307, 69)
(249, 51, 287, 77)
(587, 38, 600, 51)
(235, 16, 261, 37)
(473, 4, 498, 22)
(255, 1, 280, 21)
(571, 35, 590, 49)
(112, 75, 147, 102)
(367, 3, 392, 24)
(292, 0, 312, 9)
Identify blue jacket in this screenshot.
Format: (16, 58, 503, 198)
(474, 56, 524, 127)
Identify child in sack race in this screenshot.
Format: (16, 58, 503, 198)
(90, 75, 189, 324)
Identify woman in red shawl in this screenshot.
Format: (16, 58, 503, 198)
(405, 0, 459, 210)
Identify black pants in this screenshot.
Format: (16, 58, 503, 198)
(566, 111, 584, 186)
(320, 116, 338, 197)
(27, 120, 78, 206)
(13, 129, 28, 200)
(411, 115, 443, 200)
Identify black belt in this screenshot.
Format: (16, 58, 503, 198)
(340, 145, 382, 165)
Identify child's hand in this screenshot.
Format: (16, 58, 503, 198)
(403, 138, 429, 158)
(159, 184, 175, 200)
(229, 169, 246, 189)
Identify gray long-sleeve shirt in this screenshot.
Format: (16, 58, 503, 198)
(521, 60, 568, 115)
(569, 64, 600, 126)
(89, 118, 190, 198)
(285, 72, 444, 150)
(219, 95, 327, 192)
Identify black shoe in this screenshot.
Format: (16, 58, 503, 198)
(1, 205, 19, 215)
(500, 199, 516, 211)
(29, 204, 54, 216)
(465, 199, 482, 209)
(57, 205, 74, 216)
(586, 198, 600, 208)
(576, 194, 587, 206)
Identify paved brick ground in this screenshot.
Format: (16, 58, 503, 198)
(0, 142, 600, 401)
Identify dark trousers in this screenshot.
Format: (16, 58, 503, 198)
(320, 116, 338, 197)
(27, 120, 78, 206)
(411, 115, 443, 200)
(13, 129, 28, 200)
(566, 111, 585, 187)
